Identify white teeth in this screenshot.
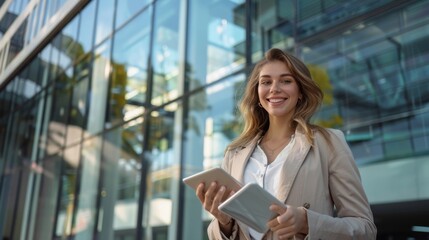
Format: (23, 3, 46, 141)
(269, 99, 283, 103)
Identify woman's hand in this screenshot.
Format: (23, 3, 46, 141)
(267, 204, 309, 239)
(196, 181, 233, 225)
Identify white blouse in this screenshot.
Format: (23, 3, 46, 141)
(243, 135, 295, 240)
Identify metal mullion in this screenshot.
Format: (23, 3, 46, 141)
(136, 2, 156, 239)
(174, 0, 189, 238)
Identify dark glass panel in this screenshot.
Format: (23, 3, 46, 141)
(251, 0, 295, 61)
(32, 154, 62, 240)
(347, 125, 384, 164)
(25, 57, 42, 99)
(9, 102, 37, 240)
(299, 1, 429, 163)
(382, 120, 412, 158)
(296, 0, 396, 38)
(6, 21, 26, 67)
(37, 86, 54, 160)
(0, 112, 21, 239)
(45, 86, 71, 155)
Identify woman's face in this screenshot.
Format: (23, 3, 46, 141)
(257, 60, 301, 119)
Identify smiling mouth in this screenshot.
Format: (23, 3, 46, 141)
(267, 98, 286, 103)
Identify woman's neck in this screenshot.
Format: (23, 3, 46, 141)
(264, 127, 294, 141)
(264, 118, 294, 141)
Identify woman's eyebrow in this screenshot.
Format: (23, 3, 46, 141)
(260, 73, 293, 78)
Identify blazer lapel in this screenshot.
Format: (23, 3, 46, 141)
(226, 133, 310, 240)
(276, 131, 311, 202)
(228, 136, 261, 240)
(230, 135, 261, 182)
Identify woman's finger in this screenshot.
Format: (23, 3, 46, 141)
(270, 204, 287, 216)
(196, 182, 205, 202)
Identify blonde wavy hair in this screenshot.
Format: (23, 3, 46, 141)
(227, 48, 329, 150)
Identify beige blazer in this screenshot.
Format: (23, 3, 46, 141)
(207, 128, 377, 240)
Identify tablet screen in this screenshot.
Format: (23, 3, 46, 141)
(182, 167, 242, 192)
(218, 183, 285, 233)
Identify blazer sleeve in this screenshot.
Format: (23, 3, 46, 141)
(206, 149, 241, 240)
(306, 129, 377, 239)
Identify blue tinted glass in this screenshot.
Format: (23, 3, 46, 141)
(151, 0, 180, 106)
(95, 0, 115, 45)
(187, 0, 246, 90)
(116, 0, 151, 28)
(109, 8, 152, 126)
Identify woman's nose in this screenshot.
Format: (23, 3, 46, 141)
(270, 81, 280, 93)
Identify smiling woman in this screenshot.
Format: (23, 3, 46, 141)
(192, 48, 377, 240)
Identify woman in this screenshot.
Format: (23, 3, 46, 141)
(196, 48, 377, 239)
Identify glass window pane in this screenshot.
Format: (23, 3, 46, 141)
(10, 104, 37, 240)
(46, 87, 71, 154)
(347, 125, 383, 164)
(41, 0, 52, 27)
(109, 9, 152, 126)
(94, 0, 115, 45)
(383, 120, 412, 158)
(0, 110, 21, 239)
(56, 36, 74, 85)
(251, 0, 295, 61)
(298, 2, 429, 163)
(98, 120, 144, 239)
(32, 2, 44, 40)
(76, 1, 96, 57)
(181, 74, 245, 239)
(32, 154, 62, 240)
(55, 144, 81, 237)
(151, 0, 180, 106)
(58, 17, 80, 75)
(86, 41, 111, 136)
(21, 57, 43, 100)
(15, 67, 29, 104)
(187, 0, 246, 90)
(7, 22, 26, 67)
(38, 87, 53, 160)
(116, 0, 150, 28)
(401, 23, 429, 110)
(50, 35, 62, 81)
(74, 137, 102, 240)
(411, 111, 429, 153)
(66, 61, 90, 145)
(143, 102, 181, 240)
(297, 0, 396, 39)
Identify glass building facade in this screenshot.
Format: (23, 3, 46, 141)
(0, 0, 428, 239)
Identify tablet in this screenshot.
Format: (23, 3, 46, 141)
(218, 183, 285, 233)
(182, 167, 242, 192)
